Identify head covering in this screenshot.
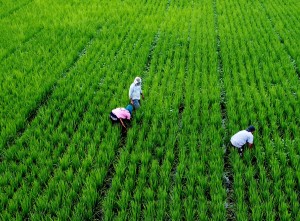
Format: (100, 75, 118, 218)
(246, 125, 255, 132)
(134, 77, 141, 85)
(125, 104, 133, 114)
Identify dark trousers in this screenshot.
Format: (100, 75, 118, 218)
(231, 143, 244, 155)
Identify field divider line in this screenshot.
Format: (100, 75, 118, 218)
(2, 26, 102, 151)
(143, 31, 160, 74)
(258, 0, 300, 79)
(212, 0, 234, 219)
(0, 0, 33, 20)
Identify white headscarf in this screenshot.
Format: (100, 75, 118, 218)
(134, 77, 141, 85)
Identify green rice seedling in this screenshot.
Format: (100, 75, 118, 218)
(130, 199, 141, 220)
(155, 187, 167, 221)
(144, 200, 156, 221)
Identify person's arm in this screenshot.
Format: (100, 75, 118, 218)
(247, 134, 254, 149)
(140, 87, 144, 99)
(129, 84, 133, 100)
(119, 118, 126, 129)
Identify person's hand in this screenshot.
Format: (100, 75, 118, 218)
(142, 94, 145, 99)
(130, 99, 133, 104)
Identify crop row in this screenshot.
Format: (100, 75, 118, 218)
(216, 0, 300, 219)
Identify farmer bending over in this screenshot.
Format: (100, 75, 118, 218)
(110, 104, 133, 129)
(230, 125, 255, 157)
(129, 77, 144, 109)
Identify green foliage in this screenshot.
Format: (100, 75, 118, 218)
(1, 0, 299, 220)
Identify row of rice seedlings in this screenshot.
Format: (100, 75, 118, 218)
(0, 0, 114, 148)
(0, 2, 145, 218)
(168, 5, 192, 220)
(261, 0, 300, 70)
(161, 7, 190, 220)
(168, 1, 226, 219)
(217, 0, 299, 219)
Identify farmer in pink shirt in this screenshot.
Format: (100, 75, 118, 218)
(110, 104, 133, 129)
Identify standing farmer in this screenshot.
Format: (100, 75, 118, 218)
(110, 104, 133, 130)
(129, 77, 144, 109)
(230, 125, 255, 157)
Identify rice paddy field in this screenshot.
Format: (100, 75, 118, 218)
(1, 0, 300, 220)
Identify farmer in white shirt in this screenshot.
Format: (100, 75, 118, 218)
(230, 125, 255, 157)
(129, 77, 144, 109)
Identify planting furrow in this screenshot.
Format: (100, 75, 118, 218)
(213, 0, 233, 219)
(143, 31, 160, 74)
(167, 2, 191, 219)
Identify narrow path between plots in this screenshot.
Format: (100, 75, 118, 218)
(212, 0, 235, 219)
